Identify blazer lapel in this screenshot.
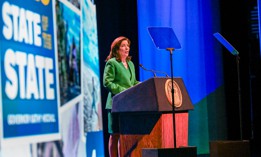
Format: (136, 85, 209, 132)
(127, 62, 134, 82)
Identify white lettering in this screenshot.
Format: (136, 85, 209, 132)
(8, 114, 30, 125)
(26, 54, 39, 99)
(11, 4, 19, 41)
(2, 2, 12, 40)
(45, 58, 54, 99)
(92, 150, 97, 157)
(2, 1, 42, 47)
(7, 114, 56, 125)
(4, 49, 18, 99)
(4, 49, 55, 100)
(18, 8, 28, 43)
(26, 10, 34, 45)
(30, 114, 42, 123)
(35, 56, 45, 99)
(16, 51, 27, 99)
(33, 13, 41, 46)
(42, 114, 56, 122)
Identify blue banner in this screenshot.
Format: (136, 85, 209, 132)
(0, 0, 60, 145)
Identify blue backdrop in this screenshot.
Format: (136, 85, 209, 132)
(138, 0, 227, 154)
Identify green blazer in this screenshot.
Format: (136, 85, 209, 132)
(103, 58, 139, 109)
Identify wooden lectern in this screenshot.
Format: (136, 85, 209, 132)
(112, 77, 194, 157)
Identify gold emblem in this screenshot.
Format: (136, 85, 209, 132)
(165, 79, 182, 108)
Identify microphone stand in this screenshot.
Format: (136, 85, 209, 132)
(140, 64, 169, 77)
(166, 47, 177, 148)
(139, 64, 157, 77)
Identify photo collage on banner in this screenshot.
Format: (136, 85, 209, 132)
(36, 0, 104, 157)
(32, 0, 84, 155)
(82, 0, 104, 156)
(0, 0, 104, 156)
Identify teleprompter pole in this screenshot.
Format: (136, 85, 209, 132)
(166, 47, 177, 148)
(236, 55, 243, 140)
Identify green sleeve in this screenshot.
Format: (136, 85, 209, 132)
(103, 61, 126, 94)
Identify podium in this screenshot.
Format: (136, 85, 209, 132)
(112, 77, 195, 157)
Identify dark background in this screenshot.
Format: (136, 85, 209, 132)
(95, 0, 261, 156)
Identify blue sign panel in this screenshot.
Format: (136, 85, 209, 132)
(0, 0, 60, 145)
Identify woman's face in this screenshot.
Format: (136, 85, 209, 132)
(118, 40, 130, 60)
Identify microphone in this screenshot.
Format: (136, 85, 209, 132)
(139, 64, 169, 77)
(155, 69, 169, 77)
(139, 64, 157, 77)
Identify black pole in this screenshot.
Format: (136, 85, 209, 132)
(167, 47, 177, 148)
(236, 55, 243, 140)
